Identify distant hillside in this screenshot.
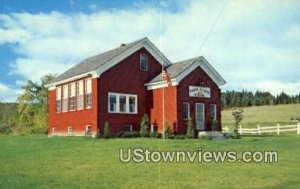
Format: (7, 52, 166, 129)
(222, 103, 300, 128)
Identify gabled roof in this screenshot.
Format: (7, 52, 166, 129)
(49, 37, 172, 87)
(54, 38, 144, 83)
(146, 56, 226, 90)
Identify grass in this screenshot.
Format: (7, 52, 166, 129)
(222, 103, 300, 128)
(0, 135, 300, 189)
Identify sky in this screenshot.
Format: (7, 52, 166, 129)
(0, 0, 299, 102)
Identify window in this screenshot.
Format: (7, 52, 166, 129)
(119, 96, 127, 112)
(108, 93, 138, 114)
(85, 78, 92, 109)
(210, 104, 217, 121)
(109, 95, 117, 112)
(140, 53, 148, 71)
(69, 82, 76, 111)
(62, 84, 68, 112)
(123, 125, 133, 132)
(53, 127, 57, 135)
(151, 125, 158, 132)
(85, 125, 92, 135)
(129, 96, 136, 113)
(77, 80, 83, 110)
(56, 86, 61, 113)
(182, 102, 190, 119)
(67, 126, 73, 135)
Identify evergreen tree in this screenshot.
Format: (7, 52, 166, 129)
(140, 114, 150, 137)
(103, 121, 110, 139)
(186, 119, 194, 138)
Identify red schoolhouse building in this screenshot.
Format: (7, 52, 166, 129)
(47, 37, 226, 136)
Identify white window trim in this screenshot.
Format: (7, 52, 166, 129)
(85, 125, 92, 134)
(62, 84, 68, 113)
(67, 126, 73, 135)
(77, 80, 84, 110)
(124, 124, 133, 132)
(182, 102, 190, 120)
(108, 92, 138, 114)
(140, 53, 148, 71)
(52, 127, 57, 135)
(210, 104, 217, 121)
(151, 125, 158, 132)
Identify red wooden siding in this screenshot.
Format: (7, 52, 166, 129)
(48, 77, 98, 135)
(97, 47, 163, 133)
(176, 67, 222, 134)
(148, 86, 178, 133)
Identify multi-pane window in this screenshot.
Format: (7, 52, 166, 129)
(129, 96, 136, 113)
(56, 86, 61, 113)
(77, 80, 83, 110)
(62, 84, 68, 112)
(109, 95, 117, 112)
(69, 82, 76, 111)
(119, 96, 127, 112)
(67, 126, 73, 135)
(85, 78, 92, 109)
(182, 102, 190, 119)
(86, 125, 92, 135)
(108, 93, 138, 114)
(140, 53, 148, 71)
(53, 127, 57, 135)
(210, 104, 217, 121)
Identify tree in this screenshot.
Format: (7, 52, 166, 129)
(17, 74, 55, 134)
(103, 121, 110, 139)
(140, 114, 149, 137)
(232, 109, 243, 136)
(186, 119, 194, 138)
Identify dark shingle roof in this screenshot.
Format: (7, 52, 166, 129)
(149, 56, 201, 83)
(54, 37, 146, 83)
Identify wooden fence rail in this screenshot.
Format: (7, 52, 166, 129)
(223, 122, 300, 135)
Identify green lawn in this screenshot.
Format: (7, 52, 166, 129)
(0, 135, 299, 189)
(222, 103, 300, 128)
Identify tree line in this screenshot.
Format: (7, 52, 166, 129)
(222, 90, 300, 109)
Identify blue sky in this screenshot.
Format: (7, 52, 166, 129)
(0, 0, 300, 102)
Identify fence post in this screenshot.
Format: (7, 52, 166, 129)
(277, 123, 280, 135)
(257, 125, 261, 135)
(297, 122, 300, 135)
(239, 125, 243, 135)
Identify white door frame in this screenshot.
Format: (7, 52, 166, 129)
(195, 103, 205, 130)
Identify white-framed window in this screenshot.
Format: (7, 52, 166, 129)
(151, 125, 158, 132)
(85, 125, 92, 135)
(85, 78, 92, 109)
(56, 86, 61, 113)
(69, 82, 76, 111)
(77, 80, 83, 110)
(210, 104, 217, 121)
(140, 53, 148, 71)
(182, 102, 190, 119)
(108, 92, 138, 114)
(67, 126, 73, 135)
(123, 125, 133, 132)
(62, 84, 68, 112)
(53, 127, 57, 135)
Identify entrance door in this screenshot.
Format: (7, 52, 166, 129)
(195, 103, 205, 130)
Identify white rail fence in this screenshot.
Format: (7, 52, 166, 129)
(223, 122, 300, 135)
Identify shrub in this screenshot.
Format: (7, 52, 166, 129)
(103, 121, 110, 139)
(94, 129, 102, 139)
(186, 119, 194, 138)
(140, 114, 150, 137)
(149, 132, 162, 138)
(232, 109, 243, 137)
(164, 126, 173, 139)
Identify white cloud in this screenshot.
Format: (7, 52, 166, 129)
(0, 0, 299, 101)
(0, 83, 19, 102)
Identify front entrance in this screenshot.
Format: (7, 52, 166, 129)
(195, 103, 205, 130)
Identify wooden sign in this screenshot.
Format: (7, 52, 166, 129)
(189, 86, 211, 98)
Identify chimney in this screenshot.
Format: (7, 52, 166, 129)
(120, 43, 126, 47)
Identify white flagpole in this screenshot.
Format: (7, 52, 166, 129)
(159, 6, 165, 143)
